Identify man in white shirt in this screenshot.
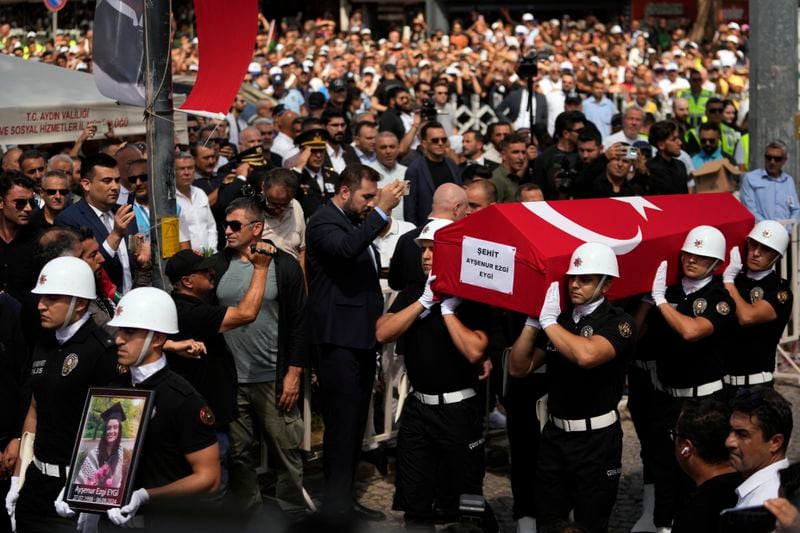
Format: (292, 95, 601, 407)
(271, 106, 300, 162)
(353, 121, 378, 165)
(368, 131, 407, 220)
(726, 387, 793, 508)
(175, 152, 218, 253)
(603, 106, 646, 146)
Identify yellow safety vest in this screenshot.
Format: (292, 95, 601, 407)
(678, 89, 714, 129)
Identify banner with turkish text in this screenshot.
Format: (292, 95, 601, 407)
(432, 194, 754, 315)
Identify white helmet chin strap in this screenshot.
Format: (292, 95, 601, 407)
(62, 296, 77, 329)
(701, 260, 720, 279)
(134, 330, 155, 367)
(587, 275, 608, 304)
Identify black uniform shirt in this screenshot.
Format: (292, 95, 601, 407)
(112, 366, 216, 492)
(671, 471, 741, 533)
(168, 292, 237, 427)
(29, 318, 120, 465)
(388, 283, 490, 395)
(726, 270, 792, 375)
(652, 277, 737, 388)
(536, 299, 636, 420)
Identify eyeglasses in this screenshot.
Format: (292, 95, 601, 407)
(223, 220, 259, 232)
(700, 138, 718, 145)
(668, 428, 684, 441)
(266, 198, 291, 211)
(428, 137, 448, 144)
(44, 188, 69, 196)
(129, 174, 149, 184)
(765, 155, 786, 162)
(11, 198, 37, 210)
(707, 107, 724, 114)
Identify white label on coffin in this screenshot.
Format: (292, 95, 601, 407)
(460, 236, 516, 294)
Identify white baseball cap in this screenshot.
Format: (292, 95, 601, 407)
(522, 13, 534, 22)
(248, 62, 262, 75)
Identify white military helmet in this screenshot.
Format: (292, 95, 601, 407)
(566, 242, 620, 278)
(415, 219, 453, 245)
(31, 256, 96, 299)
(108, 287, 179, 334)
(747, 220, 789, 257)
(681, 225, 726, 261)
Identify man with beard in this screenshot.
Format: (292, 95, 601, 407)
(306, 165, 404, 521)
(378, 86, 413, 144)
(322, 109, 359, 174)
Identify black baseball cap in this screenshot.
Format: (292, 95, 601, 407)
(165, 249, 217, 283)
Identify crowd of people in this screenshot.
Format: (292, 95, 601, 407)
(0, 6, 799, 533)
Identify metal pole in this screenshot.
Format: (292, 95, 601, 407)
(143, 0, 178, 289)
(749, 0, 799, 180)
(52, 12, 57, 36)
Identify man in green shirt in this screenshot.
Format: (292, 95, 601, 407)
(491, 133, 528, 203)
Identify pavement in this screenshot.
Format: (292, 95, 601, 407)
(295, 378, 800, 532)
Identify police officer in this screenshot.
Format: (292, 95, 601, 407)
(509, 242, 636, 533)
(290, 128, 339, 219)
(67, 287, 220, 529)
(6, 257, 119, 533)
(721, 220, 792, 391)
(375, 219, 494, 531)
(645, 225, 737, 531)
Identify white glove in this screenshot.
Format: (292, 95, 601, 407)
(54, 486, 75, 518)
(5, 476, 19, 528)
(525, 316, 542, 330)
(539, 282, 561, 329)
(107, 488, 149, 527)
(723, 246, 743, 284)
(440, 296, 461, 316)
(651, 260, 668, 306)
(418, 274, 437, 310)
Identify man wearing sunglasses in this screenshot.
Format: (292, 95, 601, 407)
(0, 171, 38, 301)
(30, 170, 70, 229)
(691, 123, 730, 169)
(404, 121, 462, 226)
(741, 140, 800, 224)
(685, 97, 741, 163)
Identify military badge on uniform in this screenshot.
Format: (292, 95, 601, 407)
(716, 301, 731, 315)
(778, 291, 789, 304)
(693, 298, 707, 316)
(200, 406, 216, 426)
(618, 321, 633, 339)
(580, 325, 594, 338)
(750, 286, 764, 303)
(62, 353, 79, 376)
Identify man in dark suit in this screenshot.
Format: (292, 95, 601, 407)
(496, 80, 549, 129)
(322, 108, 360, 173)
(56, 154, 141, 294)
(403, 122, 462, 227)
(306, 164, 405, 520)
(290, 128, 340, 219)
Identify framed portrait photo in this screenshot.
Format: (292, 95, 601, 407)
(64, 387, 154, 513)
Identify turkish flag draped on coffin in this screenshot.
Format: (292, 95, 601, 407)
(431, 193, 754, 316)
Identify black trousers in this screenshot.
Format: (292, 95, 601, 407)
(504, 373, 547, 520)
(627, 365, 658, 486)
(535, 421, 623, 533)
(397, 395, 485, 527)
(316, 344, 377, 513)
(15, 464, 76, 533)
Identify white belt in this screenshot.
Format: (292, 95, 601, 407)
(412, 387, 476, 406)
(32, 456, 69, 478)
(548, 410, 618, 432)
(724, 372, 773, 386)
(661, 380, 723, 398)
(632, 360, 656, 370)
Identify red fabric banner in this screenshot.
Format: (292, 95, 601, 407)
(178, 0, 258, 119)
(431, 193, 754, 316)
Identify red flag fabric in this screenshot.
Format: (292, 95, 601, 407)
(431, 193, 754, 315)
(178, 0, 258, 119)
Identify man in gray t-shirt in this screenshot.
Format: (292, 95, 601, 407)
(216, 197, 306, 513)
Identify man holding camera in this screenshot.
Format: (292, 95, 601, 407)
(214, 197, 309, 513)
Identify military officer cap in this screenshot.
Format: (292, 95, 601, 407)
(295, 128, 330, 150)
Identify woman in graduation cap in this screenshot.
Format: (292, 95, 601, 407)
(75, 402, 130, 489)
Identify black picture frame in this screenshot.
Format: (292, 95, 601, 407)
(64, 387, 155, 513)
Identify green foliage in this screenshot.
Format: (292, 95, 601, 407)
(81, 396, 144, 440)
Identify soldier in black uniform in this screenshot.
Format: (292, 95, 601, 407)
(98, 287, 219, 529)
(721, 220, 793, 392)
(375, 219, 494, 531)
(8, 257, 119, 533)
(290, 128, 339, 219)
(509, 242, 636, 533)
(645, 225, 737, 530)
